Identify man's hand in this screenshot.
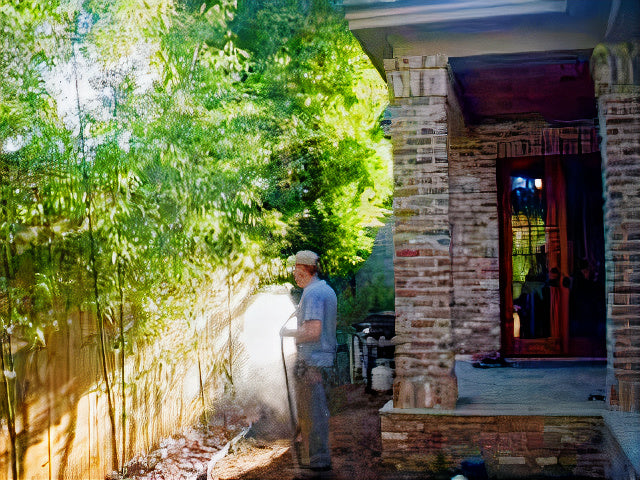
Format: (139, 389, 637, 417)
(280, 325, 295, 338)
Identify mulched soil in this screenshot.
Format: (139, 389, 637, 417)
(118, 416, 248, 480)
(119, 384, 426, 480)
(121, 426, 231, 479)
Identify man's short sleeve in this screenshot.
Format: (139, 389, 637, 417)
(303, 287, 325, 321)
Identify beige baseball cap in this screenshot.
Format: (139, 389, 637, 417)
(295, 250, 319, 266)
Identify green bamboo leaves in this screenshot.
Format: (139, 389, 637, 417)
(1, 1, 390, 476)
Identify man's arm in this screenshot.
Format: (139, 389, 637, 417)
(281, 319, 321, 343)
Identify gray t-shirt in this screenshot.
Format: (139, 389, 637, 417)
(297, 277, 337, 367)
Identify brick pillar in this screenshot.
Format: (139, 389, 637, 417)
(384, 55, 457, 409)
(591, 42, 640, 413)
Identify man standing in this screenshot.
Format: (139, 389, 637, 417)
(280, 250, 337, 474)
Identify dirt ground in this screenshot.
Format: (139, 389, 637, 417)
(209, 384, 395, 480)
(120, 384, 421, 480)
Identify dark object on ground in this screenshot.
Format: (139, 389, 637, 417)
(472, 356, 511, 369)
(352, 312, 395, 340)
(588, 393, 606, 401)
(353, 312, 395, 392)
(458, 457, 489, 480)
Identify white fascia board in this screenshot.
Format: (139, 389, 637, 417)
(345, 0, 567, 30)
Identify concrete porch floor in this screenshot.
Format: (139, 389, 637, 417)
(455, 358, 608, 415)
(453, 358, 639, 478)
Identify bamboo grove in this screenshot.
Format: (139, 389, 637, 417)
(0, 0, 390, 477)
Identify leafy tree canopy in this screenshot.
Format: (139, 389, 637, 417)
(1, 0, 391, 344)
(0, 3, 390, 474)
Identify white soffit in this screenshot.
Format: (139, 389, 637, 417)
(345, 0, 567, 30)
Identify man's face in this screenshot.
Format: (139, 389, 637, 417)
(294, 263, 312, 288)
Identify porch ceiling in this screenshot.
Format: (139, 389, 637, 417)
(449, 50, 597, 124)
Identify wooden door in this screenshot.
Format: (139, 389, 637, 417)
(498, 154, 605, 357)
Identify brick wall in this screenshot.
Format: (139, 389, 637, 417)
(448, 135, 501, 355)
(592, 42, 640, 413)
(384, 52, 617, 407)
(448, 122, 601, 355)
(599, 92, 640, 412)
(380, 408, 634, 479)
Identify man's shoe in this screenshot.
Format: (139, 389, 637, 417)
(310, 465, 332, 472)
(293, 471, 333, 480)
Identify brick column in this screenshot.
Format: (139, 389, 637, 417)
(384, 55, 457, 409)
(591, 42, 640, 413)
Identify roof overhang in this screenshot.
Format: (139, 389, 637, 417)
(344, 0, 639, 73)
(343, 0, 640, 123)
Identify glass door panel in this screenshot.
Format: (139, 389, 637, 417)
(510, 176, 550, 340)
(499, 157, 564, 356)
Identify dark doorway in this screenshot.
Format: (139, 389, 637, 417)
(498, 153, 605, 357)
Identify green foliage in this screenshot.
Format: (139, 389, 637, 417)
(336, 274, 394, 329)
(0, 1, 390, 472)
(0, 0, 391, 361)
(235, 1, 392, 277)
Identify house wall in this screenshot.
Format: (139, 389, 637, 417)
(449, 122, 602, 356)
(374, 36, 640, 476)
(383, 53, 610, 409)
(591, 42, 640, 413)
(448, 129, 501, 356)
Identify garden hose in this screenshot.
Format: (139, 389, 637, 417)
(280, 332, 303, 468)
